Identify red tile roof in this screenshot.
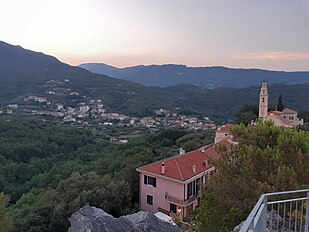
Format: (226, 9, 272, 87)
(218, 124, 235, 133)
(282, 108, 297, 114)
(216, 137, 238, 148)
(138, 143, 227, 181)
(269, 110, 284, 115)
(268, 111, 293, 125)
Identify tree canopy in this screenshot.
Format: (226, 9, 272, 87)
(235, 104, 258, 125)
(277, 94, 284, 111)
(0, 192, 13, 232)
(0, 119, 215, 231)
(196, 121, 309, 232)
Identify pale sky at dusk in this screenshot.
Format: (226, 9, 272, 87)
(1, 0, 309, 71)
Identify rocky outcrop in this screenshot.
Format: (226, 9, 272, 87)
(68, 205, 180, 232)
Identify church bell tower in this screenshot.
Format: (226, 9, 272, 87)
(259, 81, 268, 118)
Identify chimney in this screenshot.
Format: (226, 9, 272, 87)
(179, 148, 185, 155)
(204, 160, 208, 166)
(161, 162, 165, 175)
(192, 165, 196, 173)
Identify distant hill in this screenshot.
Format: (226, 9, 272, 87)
(79, 63, 145, 81)
(0, 41, 149, 106)
(79, 63, 309, 88)
(1, 41, 309, 123)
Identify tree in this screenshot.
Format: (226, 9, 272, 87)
(13, 172, 132, 232)
(0, 192, 13, 232)
(196, 121, 309, 231)
(182, 140, 198, 152)
(13, 190, 62, 232)
(277, 94, 284, 111)
(176, 130, 215, 150)
(235, 104, 258, 125)
(55, 172, 132, 220)
(298, 111, 309, 123)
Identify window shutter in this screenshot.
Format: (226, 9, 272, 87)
(144, 175, 147, 185)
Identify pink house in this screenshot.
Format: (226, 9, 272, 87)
(136, 143, 227, 219)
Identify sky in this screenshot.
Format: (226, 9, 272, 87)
(1, 0, 309, 71)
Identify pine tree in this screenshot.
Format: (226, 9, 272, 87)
(196, 122, 309, 231)
(277, 94, 284, 111)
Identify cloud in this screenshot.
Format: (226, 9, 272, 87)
(233, 52, 309, 61)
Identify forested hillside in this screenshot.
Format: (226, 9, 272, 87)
(0, 120, 214, 232)
(79, 63, 309, 88)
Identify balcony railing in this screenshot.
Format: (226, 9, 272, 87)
(240, 189, 309, 232)
(166, 191, 201, 207)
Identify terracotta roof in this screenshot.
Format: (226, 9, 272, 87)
(268, 112, 293, 126)
(216, 137, 238, 148)
(137, 144, 223, 181)
(282, 108, 297, 114)
(279, 117, 293, 125)
(218, 124, 235, 133)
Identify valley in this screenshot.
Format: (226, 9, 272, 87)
(1, 41, 309, 126)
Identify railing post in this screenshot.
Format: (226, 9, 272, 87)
(305, 191, 309, 232)
(261, 195, 268, 231)
(248, 220, 254, 232)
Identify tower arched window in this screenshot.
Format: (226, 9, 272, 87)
(262, 97, 265, 102)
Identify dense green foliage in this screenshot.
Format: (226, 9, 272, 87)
(12, 173, 132, 232)
(235, 104, 258, 125)
(0, 120, 214, 231)
(298, 111, 309, 123)
(0, 192, 13, 232)
(196, 121, 309, 232)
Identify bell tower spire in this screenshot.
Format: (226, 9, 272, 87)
(259, 81, 268, 118)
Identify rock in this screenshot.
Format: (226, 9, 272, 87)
(126, 211, 179, 232)
(68, 205, 180, 232)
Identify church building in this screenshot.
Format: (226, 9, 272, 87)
(258, 81, 303, 128)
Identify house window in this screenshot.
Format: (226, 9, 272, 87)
(196, 178, 201, 192)
(147, 195, 153, 205)
(187, 180, 196, 199)
(144, 175, 156, 187)
(187, 177, 204, 199)
(170, 203, 177, 214)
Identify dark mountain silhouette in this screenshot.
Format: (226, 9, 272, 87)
(79, 63, 309, 88)
(0, 41, 146, 101)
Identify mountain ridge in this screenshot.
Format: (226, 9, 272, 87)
(1, 40, 309, 122)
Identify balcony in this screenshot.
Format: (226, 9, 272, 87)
(166, 191, 201, 207)
(240, 189, 309, 232)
